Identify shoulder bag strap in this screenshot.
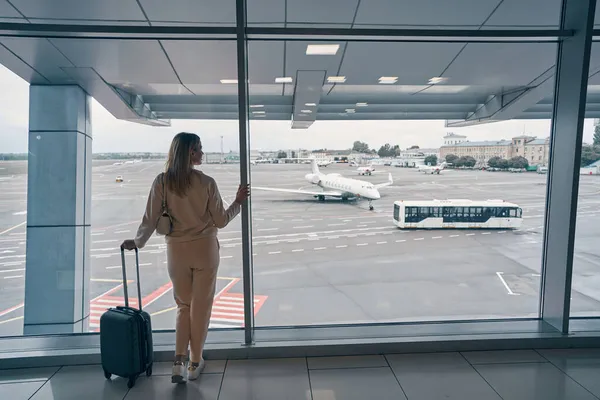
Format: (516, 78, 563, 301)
(161, 173, 167, 213)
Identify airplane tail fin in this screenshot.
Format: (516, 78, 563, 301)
(311, 158, 320, 174)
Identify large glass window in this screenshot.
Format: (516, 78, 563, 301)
(248, 40, 556, 326)
(0, 64, 28, 337)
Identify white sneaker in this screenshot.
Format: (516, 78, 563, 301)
(171, 363, 186, 384)
(187, 359, 206, 381)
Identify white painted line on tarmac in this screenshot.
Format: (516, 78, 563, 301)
(414, 238, 425, 241)
(255, 218, 264, 221)
(449, 235, 460, 238)
(105, 265, 121, 270)
(396, 240, 406, 243)
(311, 218, 323, 221)
(268, 251, 281, 255)
(357, 243, 368, 246)
(314, 247, 326, 250)
(92, 232, 105, 236)
(496, 272, 520, 296)
(93, 239, 119, 244)
(357, 225, 367, 228)
(291, 219, 303, 222)
(292, 249, 304, 252)
(328, 223, 346, 227)
(0, 268, 25, 273)
(336, 245, 348, 248)
(221, 256, 233, 259)
(498, 231, 507, 234)
(114, 230, 131, 234)
(293, 225, 314, 229)
(432, 236, 442, 239)
(376, 241, 387, 244)
(466, 233, 475, 236)
(0, 221, 26, 236)
(258, 228, 278, 232)
(3, 275, 23, 279)
(481, 232, 492, 235)
(272, 219, 283, 222)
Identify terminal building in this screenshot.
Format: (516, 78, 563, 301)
(440, 133, 551, 167)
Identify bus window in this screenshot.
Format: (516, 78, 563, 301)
(518, 208, 523, 218)
(393, 204, 400, 221)
(509, 209, 517, 218)
(420, 207, 429, 218)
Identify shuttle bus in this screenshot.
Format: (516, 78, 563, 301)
(393, 199, 523, 229)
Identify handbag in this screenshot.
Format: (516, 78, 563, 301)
(155, 173, 173, 236)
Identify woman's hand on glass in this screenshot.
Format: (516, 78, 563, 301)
(121, 239, 137, 251)
(235, 184, 250, 205)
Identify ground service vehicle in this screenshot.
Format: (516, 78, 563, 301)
(393, 199, 523, 229)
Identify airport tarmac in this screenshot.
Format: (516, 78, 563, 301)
(0, 160, 599, 336)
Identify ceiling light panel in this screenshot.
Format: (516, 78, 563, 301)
(275, 77, 293, 83)
(305, 103, 316, 107)
(428, 77, 449, 84)
(306, 44, 340, 55)
(327, 76, 346, 83)
(252, 111, 266, 114)
(378, 76, 398, 84)
(356, 102, 368, 107)
(220, 79, 238, 84)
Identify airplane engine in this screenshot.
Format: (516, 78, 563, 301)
(305, 173, 321, 184)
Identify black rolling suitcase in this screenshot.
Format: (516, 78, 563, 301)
(100, 247, 153, 388)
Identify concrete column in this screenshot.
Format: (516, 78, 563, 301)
(23, 85, 92, 335)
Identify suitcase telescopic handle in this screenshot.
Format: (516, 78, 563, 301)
(120, 246, 143, 311)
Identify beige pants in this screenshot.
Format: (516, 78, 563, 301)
(167, 237, 220, 363)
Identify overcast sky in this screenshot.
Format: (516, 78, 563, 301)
(0, 64, 595, 154)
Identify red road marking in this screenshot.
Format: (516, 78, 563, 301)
(210, 281, 268, 326)
(0, 302, 23, 318)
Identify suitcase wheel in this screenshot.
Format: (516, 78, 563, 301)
(103, 369, 111, 380)
(127, 376, 136, 389)
(146, 364, 153, 377)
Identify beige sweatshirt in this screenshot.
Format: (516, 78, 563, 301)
(134, 170, 241, 249)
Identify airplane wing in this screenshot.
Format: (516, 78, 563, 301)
(374, 173, 394, 189)
(253, 187, 344, 197)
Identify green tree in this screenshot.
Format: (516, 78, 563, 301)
(445, 154, 459, 165)
(498, 159, 510, 169)
(456, 156, 476, 168)
(352, 141, 370, 153)
(509, 156, 529, 169)
(277, 151, 287, 158)
(378, 143, 394, 157)
(408, 145, 420, 150)
(424, 155, 438, 166)
(487, 156, 501, 168)
(581, 144, 600, 167)
(291, 151, 297, 159)
(594, 124, 600, 146)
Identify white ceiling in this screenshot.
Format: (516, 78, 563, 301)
(0, 0, 587, 27)
(0, 0, 599, 126)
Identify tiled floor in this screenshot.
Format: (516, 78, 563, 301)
(2, 349, 600, 399)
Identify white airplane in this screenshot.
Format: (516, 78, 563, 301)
(253, 158, 393, 210)
(357, 164, 376, 175)
(317, 160, 332, 167)
(417, 162, 448, 174)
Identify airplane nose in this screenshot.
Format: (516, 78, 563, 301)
(370, 190, 381, 200)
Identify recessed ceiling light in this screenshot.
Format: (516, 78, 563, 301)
(327, 76, 346, 83)
(345, 109, 356, 113)
(306, 44, 340, 55)
(220, 79, 238, 84)
(252, 111, 265, 114)
(250, 105, 264, 108)
(301, 109, 312, 113)
(255, 114, 266, 118)
(305, 103, 316, 107)
(275, 77, 293, 83)
(378, 76, 398, 84)
(428, 77, 449, 84)
(356, 102, 368, 107)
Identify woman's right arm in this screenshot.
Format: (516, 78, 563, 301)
(207, 178, 242, 229)
(133, 174, 163, 249)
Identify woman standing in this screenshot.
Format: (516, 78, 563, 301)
(121, 132, 250, 383)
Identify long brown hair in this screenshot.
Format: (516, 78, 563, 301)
(165, 132, 200, 196)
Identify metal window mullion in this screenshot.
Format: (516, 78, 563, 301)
(540, 0, 595, 333)
(236, 0, 254, 345)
